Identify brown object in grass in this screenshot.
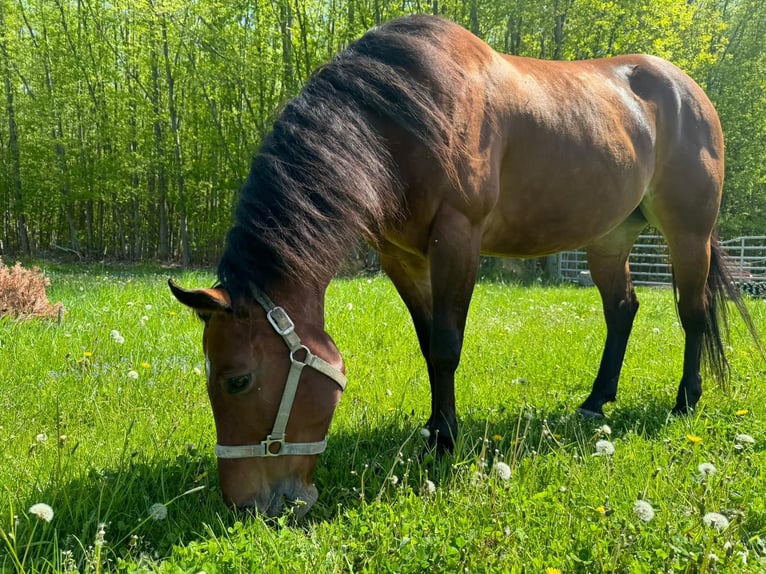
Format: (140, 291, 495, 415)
(0, 259, 64, 319)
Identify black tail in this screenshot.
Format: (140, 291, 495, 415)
(691, 238, 762, 383)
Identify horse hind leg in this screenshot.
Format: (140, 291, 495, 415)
(578, 216, 647, 417)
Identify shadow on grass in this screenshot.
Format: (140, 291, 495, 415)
(13, 398, 684, 568)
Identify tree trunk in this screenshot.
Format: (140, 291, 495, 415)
(0, 4, 30, 255)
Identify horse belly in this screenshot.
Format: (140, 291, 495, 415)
(479, 176, 648, 258)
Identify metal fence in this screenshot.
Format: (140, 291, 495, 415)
(558, 235, 766, 287)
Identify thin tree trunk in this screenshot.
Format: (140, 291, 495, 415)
(159, 12, 190, 266)
(0, 4, 30, 255)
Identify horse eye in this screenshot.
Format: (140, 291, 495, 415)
(225, 374, 253, 395)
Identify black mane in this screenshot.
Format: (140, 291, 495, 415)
(217, 15, 465, 301)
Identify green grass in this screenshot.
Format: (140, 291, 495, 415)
(1, 267, 765, 573)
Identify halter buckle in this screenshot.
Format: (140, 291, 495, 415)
(267, 307, 295, 336)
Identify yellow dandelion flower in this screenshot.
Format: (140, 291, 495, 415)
(545, 568, 563, 574)
(492, 434, 503, 441)
(168, 311, 176, 316)
(140, 362, 151, 369)
(735, 409, 748, 416)
(686, 434, 702, 444)
(596, 505, 606, 514)
(83, 351, 92, 357)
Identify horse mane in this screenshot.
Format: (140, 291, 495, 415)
(217, 15, 466, 301)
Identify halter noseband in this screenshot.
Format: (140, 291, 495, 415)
(214, 285, 347, 459)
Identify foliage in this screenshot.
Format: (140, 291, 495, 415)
(0, 258, 62, 318)
(0, 269, 764, 572)
(0, 1, 763, 263)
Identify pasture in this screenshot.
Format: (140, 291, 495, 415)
(1, 267, 764, 573)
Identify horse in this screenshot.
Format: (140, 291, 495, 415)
(169, 14, 759, 518)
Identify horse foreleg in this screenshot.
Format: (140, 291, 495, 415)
(426, 208, 482, 452)
(379, 251, 436, 417)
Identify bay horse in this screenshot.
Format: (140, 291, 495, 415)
(169, 15, 758, 517)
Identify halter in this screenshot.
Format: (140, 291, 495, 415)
(214, 285, 347, 459)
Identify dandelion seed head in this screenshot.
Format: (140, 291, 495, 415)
(598, 424, 612, 436)
(149, 503, 168, 521)
(36, 433, 48, 443)
(698, 462, 717, 477)
(423, 480, 436, 494)
(594, 439, 615, 456)
(493, 461, 512, 481)
(420, 427, 431, 439)
(389, 475, 399, 486)
(28, 503, 54, 522)
(735, 433, 755, 445)
(633, 500, 655, 522)
(703, 512, 730, 531)
(127, 370, 139, 380)
(110, 330, 125, 344)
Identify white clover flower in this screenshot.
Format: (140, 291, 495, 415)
(698, 462, 717, 477)
(127, 370, 139, 380)
(493, 461, 512, 481)
(594, 439, 615, 456)
(703, 512, 730, 531)
(633, 500, 655, 522)
(149, 503, 168, 521)
(28, 503, 54, 522)
(110, 329, 125, 344)
(735, 433, 755, 445)
(420, 428, 431, 439)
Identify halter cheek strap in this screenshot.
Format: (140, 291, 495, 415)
(214, 285, 347, 459)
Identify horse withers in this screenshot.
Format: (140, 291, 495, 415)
(170, 15, 758, 517)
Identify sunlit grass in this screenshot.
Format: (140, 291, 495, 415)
(1, 267, 764, 572)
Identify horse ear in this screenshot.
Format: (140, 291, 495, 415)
(168, 279, 232, 313)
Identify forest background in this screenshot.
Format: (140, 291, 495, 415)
(0, 0, 764, 266)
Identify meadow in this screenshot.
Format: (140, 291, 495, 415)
(1, 266, 764, 573)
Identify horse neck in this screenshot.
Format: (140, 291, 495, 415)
(270, 278, 329, 332)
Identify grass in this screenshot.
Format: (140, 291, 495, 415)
(1, 266, 764, 572)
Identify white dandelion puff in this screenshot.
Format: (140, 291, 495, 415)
(28, 503, 54, 522)
(633, 500, 655, 522)
(389, 475, 399, 486)
(110, 329, 125, 344)
(735, 433, 755, 445)
(148, 503, 168, 521)
(95, 523, 107, 546)
(127, 370, 139, 380)
(698, 462, 717, 477)
(594, 439, 615, 456)
(598, 424, 612, 436)
(703, 512, 730, 531)
(420, 428, 431, 439)
(493, 461, 512, 481)
(423, 479, 436, 494)
(36, 433, 48, 443)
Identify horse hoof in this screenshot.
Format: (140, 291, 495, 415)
(576, 406, 605, 419)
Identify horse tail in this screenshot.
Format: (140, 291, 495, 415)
(674, 236, 762, 384)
